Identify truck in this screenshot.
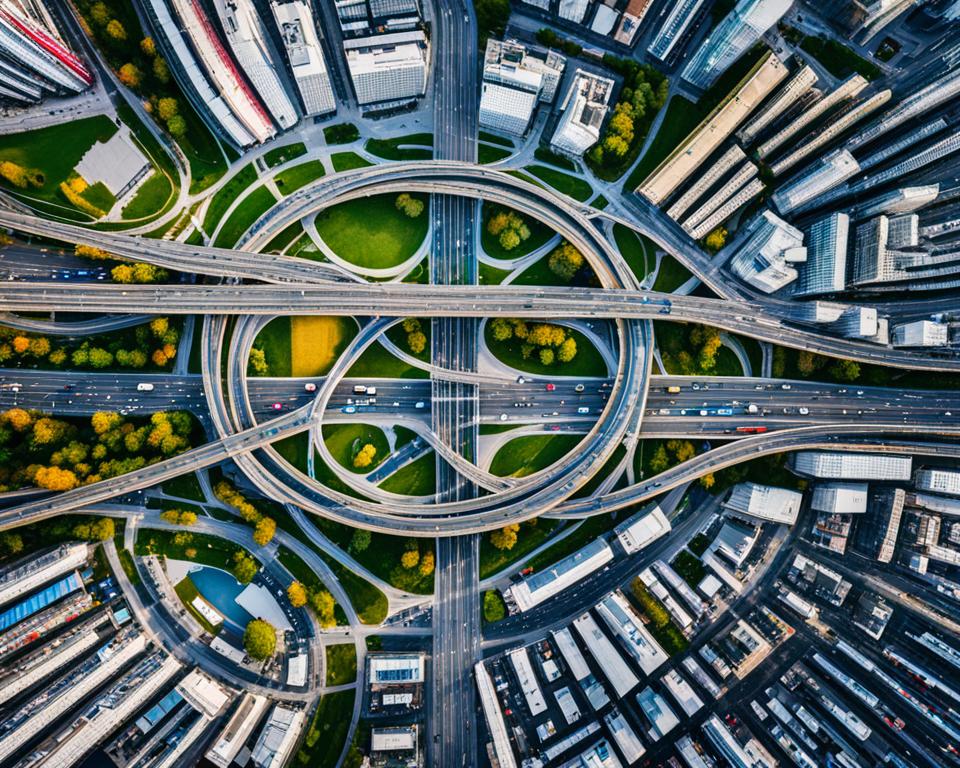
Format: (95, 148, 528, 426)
(136, 383, 154, 392)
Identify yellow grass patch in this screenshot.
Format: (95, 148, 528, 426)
(290, 317, 355, 376)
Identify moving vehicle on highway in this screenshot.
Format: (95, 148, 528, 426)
(304, 383, 317, 392)
(136, 383, 154, 392)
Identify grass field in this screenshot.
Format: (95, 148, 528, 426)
(479, 519, 561, 579)
(213, 186, 277, 247)
(293, 691, 355, 768)
(365, 133, 433, 160)
(799, 35, 881, 80)
(525, 165, 593, 201)
(652, 255, 693, 292)
(264, 143, 307, 168)
(314, 193, 428, 269)
(479, 131, 514, 147)
(325, 643, 358, 685)
(203, 163, 257, 233)
(263, 221, 305, 253)
(489, 434, 583, 478)
(253, 317, 292, 377)
(484, 324, 608, 377)
(274, 161, 326, 195)
(479, 144, 512, 164)
(134, 529, 257, 572)
(121, 171, 173, 220)
(613, 224, 653, 283)
(480, 202, 556, 260)
(331, 152, 373, 172)
(174, 576, 222, 634)
(322, 424, 390, 473)
(379, 451, 436, 496)
(291, 317, 359, 376)
(347, 340, 429, 379)
(161, 473, 205, 501)
(479, 261, 512, 284)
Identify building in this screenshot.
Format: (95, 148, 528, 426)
(207, 695, 270, 768)
(558, 0, 591, 23)
(729, 210, 807, 293)
(271, 0, 336, 116)
(702, 714, 757, 768)
(915, 468, 960, 496)
(851, 214, 926, 287)
(213, 0, 297, 129)
(854, 185, 940, 218)
(680, 0, 792, 89)
(251, 705, 305, 768)
(479, 38, 565, 136)
(0, 543, 87, 608)
(647, 0, 705, 61)
(344, 30, 428, 105)
(638, 51, 787, 205)
(504, 537, 613, 613)
(475, 662, 517, 768)
(614, 504, 671, 554)
(636, 686, 680, 741)
(792, 451, 912, 480)
(723, 482, 804, 525)
(367, 653, 424, 712)
(550, 69, 615, 157)
(712, 518, 759, 568)
(614, 0, 653, 45)
(853, 593, 893, 639)
(771, 149, 860, 214)
(0, 0, 93, 103)
(336, 0, 421, 36)
(737, 65, 819, 145)
(370, 726, 418, 766)
(595, 591, 668, 675)
(787, 553, 852, 605)
(508, 647, 547, 716)
(893, 320, 949, 347)
(810, 483, 868, 514)
(572, 612, 639, 698)
(661, 668, 704, 717)
(603, 710, 645, 764)
(552, 627, 610, 711)
(795, 212, 850, 296)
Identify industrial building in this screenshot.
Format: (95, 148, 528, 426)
(0, 543, 87, 607)
(638, 50, 787, 205)
(550, 69, 615, 157)
(479, 38, 565, 136)
(680, 0, 791, 89)
(723, 482, 804, 525)
(551, 627, 610, 711)
(795, 212, 850, 296)
(206, 694, 271, 768)
(572, 611, 639, 698)
(370, 725, 419, 766)
(614, 503, 671, 554)
(504, 537, 613, 613)
(728, 209, 807, 294)
(636, 685, 679, 741)
(792, 451, 913, 480)
(270, 0, 337, 116)
(367, 652, 425, 712)
(711, 518, 759, 569)
(595, 591, 668, 675)
(915, 467, 960, 496)
(603, 710, 645, 764)
(0, 0, 92, 103)
(810, 482, 869, 514)
(344, 30, 429, 106)
(893, 319, 949, 347)
(336, 0, 421, 37)
(736, 65, 819, 146)
(250, 704, 305, 768)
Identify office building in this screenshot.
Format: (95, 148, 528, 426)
(702, 714, 757, 768)
(595, 591, 668, 675)
(271, 0, 336, 116)
(370, 726, 418, 765)
(771, 149, 860, 214)
(737, 64, 819, 145)
(504, 538, 613, 612)
(479, 38, 565, 136)
(792, 451, 912, 480)
(851, 214, 926, 286)
(572, 611, 639, 698)
(647, 0, 706, 61)
(636, 686, 680, 741)
(916, 468, 960, 496)
(893, 319, 949, 347)
(681, 0, 792, 89)
(639, 50, 786, 204)
(251, 705, 305, 768)
(336, 0, 420, 36)
(207, 695, 270, 768)
(614, 503, 671, 554)
(550, 69, 615, 157)
(712, 518, 759, 568)
(795, 212, 850, 296)
(811, 483, 868, 514)
(368, 653, 425, 685)
(854, 185, 940, 218)
(729, 209, 806, 293)
(850, 0, 920, 43)
(723, 482, 804, 525)
(0, 543, 87, 608)
(614, 0, 653, 45)
(213, 0, 297, 129)
(344, 30, 428, 105)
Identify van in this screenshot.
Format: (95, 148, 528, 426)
(577, 406, 590, 414)
(353, 385, 367, 394)
(136, 383, 154, 392)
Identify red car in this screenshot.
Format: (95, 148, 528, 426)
(545, 383, 556, 391)
(272, 402, 283, 411)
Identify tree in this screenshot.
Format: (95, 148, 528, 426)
(353, 443, 376, 469)
(498, 228, 520, 250)
(395, 193, 424, 218)
(248, 347, 269, 375)
(75, 244, 113, 260)
(557, 337, 577, 363)
(117, 62, 140, 88)
(648, 444, 670, 474)
(419, 550, 435, 576)
(0, 532, 23, 556)
(407, 331, 427, 355)
(831, 358, 861, 382)
(253, 517, 276, 546)
(548, 242, 584, 281)
(0, 161, 32, 188)
(167, 114, 186, 137)
(350, 529, 372, 553)
(106, 19, 127, 40)
(489, 523, 519, 551)
(400, 549, 420, 569)
(90, 2, 109, 24)
(310, 589, 336, 627)
(603, 134, 629, 157)
(483, 590, 506, 623)
(539, 347, 555, 366)
(490, 318, 513, 342)
(243, 619, 277, 660)
(700, 472, 716, 490)
(704, 227, 728, 253)
(287, 581, 308, 607)
(35, 465, 78, 491)
(475, 0, 510, 42)
(140, 36, 156, 56)
(232, 551, 258, 584)
(152, 57, 170, 85)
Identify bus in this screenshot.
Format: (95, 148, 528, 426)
(736, 426, 768, 434)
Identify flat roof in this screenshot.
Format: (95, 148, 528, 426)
(506, 538, 613, 612)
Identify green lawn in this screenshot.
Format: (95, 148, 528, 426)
(479, 519, 561, 579)
(672, 550, 706, 587)
(525, 165, 593, 201)
(322, 424, 391, 473)
(294, 691, 355, 768)
(134, 528, 257, 571)
(522, 513, 621, 573)
(331, 152, 373, 172)
(174, 576, 222, 634)
(385, 321, 431, 362)
(614, 223, 653, 283)
(263, 221, 305, 253)
(314, 193, 427, 269)
(479, 261, 512, 284)
(652, 255, 693, 293)
(121, 171, 174, 220)
(479, 131, 514, 147)
(484, 324, 608, 377)
(213, 186, 277, 247)
(346, 341, 429, 379)
(161, 473, 205, 501)
(324, 123, 360, 144)
(264, 142, 307, 168)
(365, 133, 433, 160)
(0, 116, 117, 209)
(379, 451, 436, 496)
(203, 163, 257, 234)
(479, 144, 512, 164)
(325, 643, 358, 685)
(511, 254, 596, 287)
(480, 202, 556, 260)
(252, 317, 292, 376)
(534, 146, 577, 171)
(799, 35, 881, 80)
(274, 161, 326, 195)
(277, 547, 346, 625)
(489, 434, 583, 478)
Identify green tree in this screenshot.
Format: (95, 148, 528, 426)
(557, 336, 577, 363)
(483, 590, 506, 622)
(831, 358, 861, 382)
(407, 331, 427, 355)
(310, 589, 336, 627)
(547, 242, 584, 281)
(489, 523, 519, 551)
(105, 19, 127, 40)
(243, 619, 277, 660)
(349, 529, 372, 553)
(157, 97, 179, 121)
(287, 581, 308, 607)
(166, 114, 186, 137)
(704, 227, 728, 253)
(152, 57, 170, 84)
(539, 347, 555, 366)
(232, 551, 258, 584)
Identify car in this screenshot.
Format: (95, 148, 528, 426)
(272, 402, 283, 410)
(575, 384, 585, 393)
(516, 376, 525, 384)
(136, 383, 154, 392)
(415, 401, 425, 409)
(63, 384, 74, 391)
(304, 383, 317, 392)
(781, 383, 791, 390)
(692, 383, 701, 390)
(799, 407, 809, 415)
(342, 406, 356, 414)
(856, 390, 864, 395)
(577, 406, 590, 414)
(392, 401, 400, 407)
(499, 413, 508, 421)
(550, 425, 560, 431)
(545, 383, 556, 391)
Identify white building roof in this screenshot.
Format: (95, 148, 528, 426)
(636, 686, 679, 740)
(505, 537, 613, 612)
(286, 654, 307, 687)
(615, 504, 671, 554)
(368, 653, 425, 685)
(793, 452, 913, 480)
(661, 668, 704, 717)
(723, 482, 803, 525)
(595, 591, 668, 676)
(712, 519, 758, 567)
(371, 726, 416, 752)
(604, 710, 645, 764)
(572, 612, 639, 698)
(810, 483, 869, 514)
(508, 647, 547, 716)
(551, 69, 614, 157)
(176, 669, 230, 718)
